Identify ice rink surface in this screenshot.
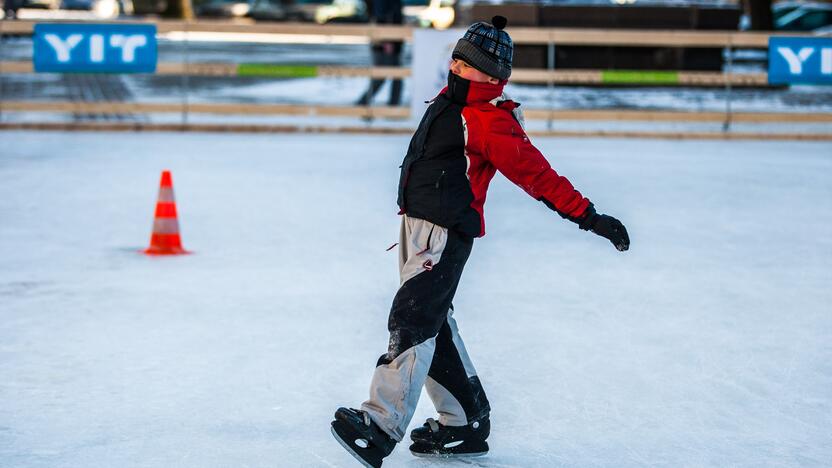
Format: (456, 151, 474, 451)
(1, 131, 830, 467)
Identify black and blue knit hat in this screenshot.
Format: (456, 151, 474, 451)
(452, 16, 513, 81)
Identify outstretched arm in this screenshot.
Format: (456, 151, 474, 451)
(483, 119, 589, 219)
(484, 117, 630, 251)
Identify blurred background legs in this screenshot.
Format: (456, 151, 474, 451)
(356, 41, 403, 107)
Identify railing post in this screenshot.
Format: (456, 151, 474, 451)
(0, 20, 5, 123)
(547, 35, 555, 131)
(723, 35, 734, 132)
(181, 20, 190, 129)
(364, 24, 373, 126)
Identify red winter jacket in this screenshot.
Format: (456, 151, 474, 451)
(397, 72, 592, 238)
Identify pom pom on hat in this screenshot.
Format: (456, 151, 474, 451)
(492, 16, 507, 30)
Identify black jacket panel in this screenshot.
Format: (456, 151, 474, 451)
(397, 86, 480, 238)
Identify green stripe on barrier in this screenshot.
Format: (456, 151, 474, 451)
(237, 64, 318, 78)
(602, 70, 679, 85)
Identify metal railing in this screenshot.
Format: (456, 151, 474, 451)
(1, 19, 829, 139)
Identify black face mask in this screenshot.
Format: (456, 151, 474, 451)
(446, 70, 471, 105)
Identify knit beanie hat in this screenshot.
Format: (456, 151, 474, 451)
(452, 16, 513, 81)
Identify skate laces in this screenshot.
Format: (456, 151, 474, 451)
(427, 418, 440, 432)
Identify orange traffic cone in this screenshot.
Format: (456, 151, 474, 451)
(144, 170, 188, 255)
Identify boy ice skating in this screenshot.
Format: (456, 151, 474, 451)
(331, 16, 630, 467)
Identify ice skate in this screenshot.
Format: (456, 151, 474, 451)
(408, 417, 490, 458)
(330, 407, 396, 468)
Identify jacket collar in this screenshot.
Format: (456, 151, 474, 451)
(442, 71, 506, 105)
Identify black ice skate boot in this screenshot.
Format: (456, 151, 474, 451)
(408, 416, 490, 458)
(330, 407, 396, 468)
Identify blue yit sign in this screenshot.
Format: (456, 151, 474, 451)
(768, 37, 832, 85)
(33, 23, 157, 73)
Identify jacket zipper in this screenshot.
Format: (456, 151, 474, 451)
(435, 170, 446, 189)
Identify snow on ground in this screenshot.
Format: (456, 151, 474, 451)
(1, 131, 831, 467)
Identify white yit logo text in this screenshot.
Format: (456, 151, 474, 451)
(776, 46, 832, 75)
(44, 33, 148, 63)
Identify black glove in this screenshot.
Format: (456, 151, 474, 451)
(579, 208, 630, 252)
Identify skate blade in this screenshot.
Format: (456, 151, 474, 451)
(410, 449, 488, 459)
(330, 425, 376, 468)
